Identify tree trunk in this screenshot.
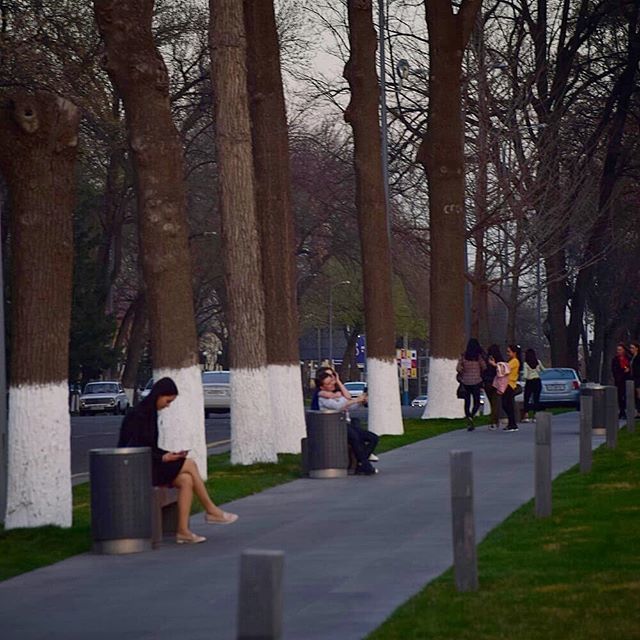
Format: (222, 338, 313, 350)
(94, 0, 207, 477)
(244, 0, 305, 453)
(417, 0, 482, 418)
(210, 0, 276, 464)
(121, 294, 148, 403)
(0, 90, 78, 528)
(343, 0, 403, 435)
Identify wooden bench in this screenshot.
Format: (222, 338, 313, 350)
(151, 486, 179, 547)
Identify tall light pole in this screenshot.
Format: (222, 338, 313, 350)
(328, 280, 351, 366)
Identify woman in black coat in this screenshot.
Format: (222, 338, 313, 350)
(630, 341, 640, 415)
(118, 377, 238, 544)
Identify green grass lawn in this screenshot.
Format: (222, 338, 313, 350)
(368, 427, 640, 640)
(0, 415, 467, 581)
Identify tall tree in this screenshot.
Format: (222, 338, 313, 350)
(0, 90, 79, 527)
(417, 0, 482, 418)
(209, 0, 277, 464)
(244, 0, 306, 453)
(94, 0, 207, 476)
(343, 0, 403, 435)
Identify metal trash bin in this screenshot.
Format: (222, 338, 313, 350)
(305, 411, 348, 479)
(581, 384, 606, 432)
(90, 447, 152, 554)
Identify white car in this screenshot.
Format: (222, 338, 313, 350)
(202, 370, 230, 417)
(411, 394, 428, 407)
(79, 381, 129, 416)
(344, 381, 367, 397)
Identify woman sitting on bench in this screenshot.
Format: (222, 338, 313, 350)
(118, 377, 238, 545)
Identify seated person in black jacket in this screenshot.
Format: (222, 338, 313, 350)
(118, 377, 238, 545)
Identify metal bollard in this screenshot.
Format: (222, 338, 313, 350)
(535, 413, 552, 518)
(604, 386, 618, 449)
(449, 450, 478, 592)
(579, 394, 592, 474)
(237, 549, 284, 640)
(626, 380, 636, 433)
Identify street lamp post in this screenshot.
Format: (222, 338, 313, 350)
(328, 280, 351, 366)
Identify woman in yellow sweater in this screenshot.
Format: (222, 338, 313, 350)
(502, 344, 520, 431)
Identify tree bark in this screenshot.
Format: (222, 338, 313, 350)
(0, 90, 78, 528)
(210, 0, 276, 463)
(344, 0, 402, 435)
(244, 0, 305, 453)
(94, 0, 207, 477)
(417, 0, 482, 418)
(121, 294, 148, 402)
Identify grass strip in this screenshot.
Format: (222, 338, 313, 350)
(367, 427, 640, 640)
(0, 414, 470, 581)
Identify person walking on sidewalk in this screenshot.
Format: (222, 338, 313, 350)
(522, 348, 545, 422)
(483, 344, 503, 430)
(611, 343, 631, 419)
(501, 345, 520, 431)
(118, 377, 238, 545)
(630, 341, 640, 416)
(456, 338, 486, 431)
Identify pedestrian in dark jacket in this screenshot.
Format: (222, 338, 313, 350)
(118, 377, 238, 544)
(611, 343, 631, 418)
(456, 338, 486, 431)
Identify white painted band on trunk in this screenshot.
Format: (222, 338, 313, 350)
(421, 357, 464, 419)
(267, 364, 305, 453)
(366, 358, 404, 435)
(155, 365, 208, 480)
(5, 383, 72, 529)
(230, 367, 278, 465)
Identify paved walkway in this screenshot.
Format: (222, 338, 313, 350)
(1, 413, 604, 640)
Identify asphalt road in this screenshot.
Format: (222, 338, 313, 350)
(70, 413, 232, 480)
(70, 405, 425, 481)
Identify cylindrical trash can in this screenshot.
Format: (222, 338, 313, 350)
(305, 411, 348, 479)
(90, 447, 152, 554)
(581, 384, 606, 432)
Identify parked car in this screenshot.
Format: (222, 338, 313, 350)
(411, 394, 428, 408)
(139, 377, 154, 400)
(538, 368, 581, 409)
(344, 381, 367, 397)
(202, 370, 231, 416)
(79, 381, 129, 416)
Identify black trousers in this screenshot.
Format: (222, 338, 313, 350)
(502, 386, 517, 427)
(615, 381, 627, 417)
(523, 379, 542, 414)
(463, 383, 482, 418)
(348, 418, 378, 472)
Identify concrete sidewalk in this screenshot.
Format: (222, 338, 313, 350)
(1, 412, 603, 640)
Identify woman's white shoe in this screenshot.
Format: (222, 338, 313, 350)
(204, 511, 239, 525)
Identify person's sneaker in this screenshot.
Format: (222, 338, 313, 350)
(488, 424, 498, 431)
(355, 464, 378, 476)
(521, 417, 531, 423)
(503, 425, 519, 432)
(368, 453, 379, 462)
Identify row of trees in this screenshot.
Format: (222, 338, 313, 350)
(1, 0, 638, 527)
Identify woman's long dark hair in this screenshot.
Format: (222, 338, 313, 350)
(525, 348, 539, 369)
(142, 377, 179, 411)
(487, 344, 503, 362)
(464, 338, 483, 361)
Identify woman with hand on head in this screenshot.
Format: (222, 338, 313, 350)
(118, 377, 238, 545)
(501, 345, 521, 431)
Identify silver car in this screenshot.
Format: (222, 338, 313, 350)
(538, 368, 581, 409)
(79, 381, 129, 416)
(203, 370, 230, 417)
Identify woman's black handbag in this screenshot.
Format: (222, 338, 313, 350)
(456, 382, 466, 399)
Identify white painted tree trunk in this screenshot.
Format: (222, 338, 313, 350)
(5, 383, 71, 529)
(231, 367, 278, 465)
(124, 387, 135, 405)
(155, 365, 207, 480)
(267, 364, 306, 453)
(367, 358, 404, 435)
(422, 357, 464, 419)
